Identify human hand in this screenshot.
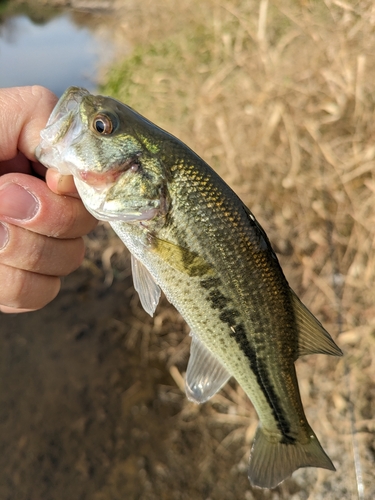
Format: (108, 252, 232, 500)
(0, 86, 97, 313)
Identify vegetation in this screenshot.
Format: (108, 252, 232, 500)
(0, 0, 62, 25)
(101, 1, 375, 498)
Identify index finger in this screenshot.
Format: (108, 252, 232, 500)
(0, 86, 57, 164)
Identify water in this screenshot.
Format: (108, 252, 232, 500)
(0, 13, 113, 96)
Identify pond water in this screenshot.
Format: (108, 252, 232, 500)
(0, 12, 113, 96)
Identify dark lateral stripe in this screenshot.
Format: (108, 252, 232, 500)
(200, 278, 294, 442)
(228, 321, 295, 443)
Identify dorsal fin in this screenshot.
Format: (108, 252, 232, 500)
(290, 289, 343, 358)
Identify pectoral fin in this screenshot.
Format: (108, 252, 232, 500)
(186, 331, 231, 403)
(290, 289, 343, 358)
(131, 254, 161, 316)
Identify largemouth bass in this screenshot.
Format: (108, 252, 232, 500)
(36, 87, 342, 489)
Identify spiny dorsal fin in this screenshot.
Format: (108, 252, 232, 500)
(290, 289, 343, 358)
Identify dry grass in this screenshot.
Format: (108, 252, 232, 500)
(96, 0, 375, 497)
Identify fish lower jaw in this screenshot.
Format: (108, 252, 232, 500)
(84, 197, 160, 224)
(95, 206, 159, 223)
(78, 168, 124, 187)
(72, 177, 159, 223)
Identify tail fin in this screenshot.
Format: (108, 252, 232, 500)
(248, 425, 335, 489)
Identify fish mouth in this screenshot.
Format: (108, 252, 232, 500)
(35, 87, 89, 175)
(77, 155, 140, 188)
(36, 87, 139, 188)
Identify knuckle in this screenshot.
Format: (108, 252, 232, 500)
(49, 199, 97, 239)
(0, 265, 31, 307)
(49, 201, 78, 238)
(26, 237, 48, 271)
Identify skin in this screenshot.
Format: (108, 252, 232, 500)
(0, 86, 97, 313)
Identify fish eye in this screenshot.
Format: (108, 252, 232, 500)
(93, 114, 114, 135)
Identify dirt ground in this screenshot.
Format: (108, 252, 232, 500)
(0, 226, 271, 500)
(0, 226, 347, 500)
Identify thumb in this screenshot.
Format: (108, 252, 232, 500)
(46, 169, 81, 199)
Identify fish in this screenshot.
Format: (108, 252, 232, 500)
(36, 87, 342, 489)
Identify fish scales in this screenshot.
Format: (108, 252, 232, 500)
(36, 87, 342, 489)
(161, 154, 302, 436)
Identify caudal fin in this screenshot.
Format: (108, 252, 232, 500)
(248, 425, 335, 489)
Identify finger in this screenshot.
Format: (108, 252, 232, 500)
(0, 173, 97, 239)
(0, 86, 57, 163)
(0, 262, 61, 310)
(0, 155, 47, 178)
(0, 151, 33, 176)
(46, 169, 80, 198)
(0, 222, 85, 276)
(0, 305, 36, 314)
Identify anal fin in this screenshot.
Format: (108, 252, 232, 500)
(186, 331, 231, 403)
